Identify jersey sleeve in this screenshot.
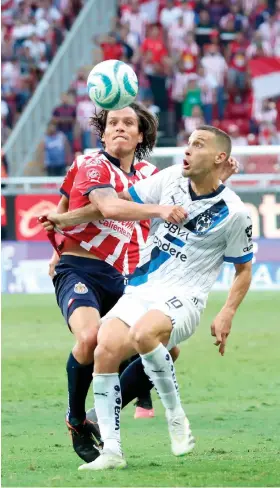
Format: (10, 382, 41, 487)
(60, 159, 78, 198)
(224, 210, 253, 264)
(74, 160, 113, 196)
(128, 168, 165, 204)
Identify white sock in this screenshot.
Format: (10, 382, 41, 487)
(140, 343, 184, 417)
(93, 373, 122, 456)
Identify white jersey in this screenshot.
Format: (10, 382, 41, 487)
(127, 164, 253, 308)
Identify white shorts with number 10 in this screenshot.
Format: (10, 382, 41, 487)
(102, 284, 202, 350)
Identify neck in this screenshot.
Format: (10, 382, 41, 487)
(109, 150, 134, 173)
(190, 174, 221, 196)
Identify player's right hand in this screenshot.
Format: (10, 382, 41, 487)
(159, 205, 187, 224)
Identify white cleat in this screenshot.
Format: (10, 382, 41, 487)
(78, 450, 127, 471)
(166, 412, 195, 456)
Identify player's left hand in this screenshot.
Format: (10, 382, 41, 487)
(220, 156, 240, 183)
(210, 308, 234, 356)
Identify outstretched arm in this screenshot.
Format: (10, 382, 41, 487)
(41, 188, 185, 229)
(210, 261, 252, 356)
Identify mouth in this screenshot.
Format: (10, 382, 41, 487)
(113, 135, 127, 141)
(183, 159, 190, 170)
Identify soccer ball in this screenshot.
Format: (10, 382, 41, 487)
(87, 60, 138, 110)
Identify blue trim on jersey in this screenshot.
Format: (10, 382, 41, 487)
(128, 247, 171, 286)
(223, 253, 253, 264)
(164, 233, 185, 248)
(184, 199, 229, 235)
(128, 186, 144, 204)
(189, 181, 225, 201)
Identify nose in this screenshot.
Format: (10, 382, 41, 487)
(184, 146, 191, 156)
(115, 122, 125, 132)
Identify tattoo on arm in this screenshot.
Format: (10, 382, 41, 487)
(91, 187, 118, 199)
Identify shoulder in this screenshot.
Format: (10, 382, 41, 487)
(222, 186, 251, 221)
(134, 159, 159, 177)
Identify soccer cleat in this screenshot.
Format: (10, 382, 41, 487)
(78, 450, 127, 471)
(166, 412, 195, 456)
(134, 406, 155, 418)
(66, 418, 102, 463)
(134, 395, 155, 419)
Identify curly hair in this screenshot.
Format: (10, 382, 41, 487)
(89, 102, 158, 161)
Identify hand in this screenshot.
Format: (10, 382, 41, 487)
(39, 212, 63, 232)
(210, 308, 234, 356)
(220, 156, 240, 183)
(159, 205, 187, 224)
(49, 250, 60, 279)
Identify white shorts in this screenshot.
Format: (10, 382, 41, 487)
(102, 284, 201, 350)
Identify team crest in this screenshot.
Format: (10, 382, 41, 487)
(74, 282, 88, 294)
(87, 169, 100, 181)
(195, 211, 214, 235)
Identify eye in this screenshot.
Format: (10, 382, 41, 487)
(125, 120, 133, 126)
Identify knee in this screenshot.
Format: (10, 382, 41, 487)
(94, 341, 123, 372)
(77, 328, 98, 357)
(129, 326, 152, 351)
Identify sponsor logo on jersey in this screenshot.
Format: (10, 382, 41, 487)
(245, 224, 253, 242)
(74, 282, 88, 294)
(153, 235, 187, 262)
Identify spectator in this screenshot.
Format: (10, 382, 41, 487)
(171, 60, 190, 129)
(195, 9, 214, 48)
(35, 0, 62, 25)
(246, 31, 272, 58)
(180, 0, 197, 31)
(168, 15, 189, 56)
(52, 92, 76, 147)
(98, 32, 124, 61)
(220, 4, 249, 33)
(116, 24, 136, 61)
(183, 104, 205, 136)
(182, 75, 202, 118)
(208, 0, 229, 27)
(76, 96, 98, 151)
(197, 64, 217, 124)
(258, 13, 280, 50)
(228, 124, 247, 146)
(159, 0, 183, 30)
(141, 24, 168, 66)
(71, 68, 88, 103)
(180, 32, 199, 74)
(120, 0, 149, 42)
(201, 43, 228, 119)
(24, 34, 47, 64)
(226, 32, 249, 92)
(38, 122, 71, 176)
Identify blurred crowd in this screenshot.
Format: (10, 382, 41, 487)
(1, 0, 280, 176)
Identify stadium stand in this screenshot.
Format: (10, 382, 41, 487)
(1, 0, 280, 175)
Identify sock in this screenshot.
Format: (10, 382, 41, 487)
(66, 352, 93, 426)
(93, 373, 122, 456)
(140, 343, 184, 416)
(120, 356, 153, 408)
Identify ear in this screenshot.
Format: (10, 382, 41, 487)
(138, 132, 143, 144)
(215, 152, 227, 166)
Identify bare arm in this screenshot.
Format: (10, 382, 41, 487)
(89, 187, 185, 223)
(43, 187, 185, 228)
(210, 261, 252, 355)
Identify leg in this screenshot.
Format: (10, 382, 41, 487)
(79, 318, 136, 471)
(86, 346, 180, 421)
(130, 310, 195, 456)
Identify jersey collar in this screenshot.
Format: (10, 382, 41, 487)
(188, 180, 225, 201)
(100, 150, 136, 175)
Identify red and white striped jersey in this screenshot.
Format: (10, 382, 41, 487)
(60, 150, 158, 274)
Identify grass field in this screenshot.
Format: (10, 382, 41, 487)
(2, 292, 280, 487)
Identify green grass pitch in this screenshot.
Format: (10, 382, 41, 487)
(2, 292, 280, 487)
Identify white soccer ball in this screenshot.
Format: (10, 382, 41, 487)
(87, 60, 138, 110)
